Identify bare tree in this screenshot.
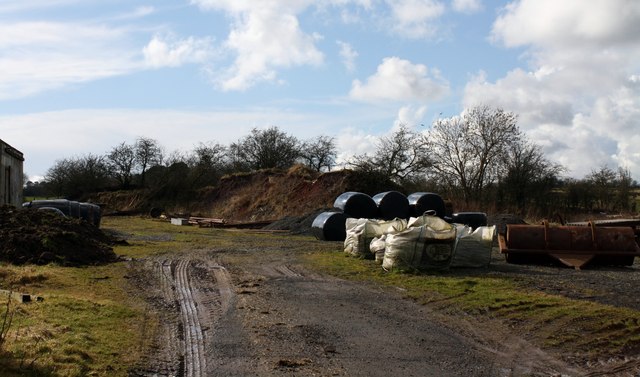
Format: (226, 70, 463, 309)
(188, 142, 228, 187)
(135, 137, 163, 187)
(499, 141, 564, 213)
(300, 135, 337, 172)
(107, 142, 137, 188)
(426, 106, 521, 205)
(614, 167, 635, 212)
(584, 165, 637, 212)
(44, 154, 110, 198)
(349, 125, 431, 184)
(230, 127, 300, 170)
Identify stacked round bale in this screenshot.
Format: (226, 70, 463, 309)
(312, 191, 447, 241)
(22, 199, 102, 227)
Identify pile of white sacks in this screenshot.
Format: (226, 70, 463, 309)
(344, 213, 496, 272)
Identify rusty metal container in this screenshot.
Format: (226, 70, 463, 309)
(499, 221, 640, 269)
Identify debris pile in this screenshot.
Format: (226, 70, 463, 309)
(0, 205, 117, 266)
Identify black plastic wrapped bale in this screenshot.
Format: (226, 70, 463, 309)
(36, 207, 66, 216)
(333, 192, 377, 219)
(80, 203, 102, 227)
(407, 192, 446, 218)
(373, 191, 409, 220)
(24, 199, 101, 227)
(311, 212, 347, 241)
(92, 204, 103, 227)
(25, 199, 71, 216)
(452, 212, 488, 230)
(68, 201, 81, 218)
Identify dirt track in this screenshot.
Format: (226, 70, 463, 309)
(121, 229, 624, 377)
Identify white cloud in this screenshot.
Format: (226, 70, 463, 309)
(0, 22, 141, 100)
(143, 35, 215, 68)
(115, 6, 156, 20)
(462, 0, 640, 179)
(394, 105, 427, 129)
(192, 0, 324, 90)
(452, 0, 482, 14)
(337, 40, 358, 72)
(188, 0, 455, 90)
(491, 0, 640, 48)
(350, 57, 449, 102)
(385, 0, 445, 38)
(335, 127, 379, 166)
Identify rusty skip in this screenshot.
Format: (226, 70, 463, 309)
(499, 221, 640, 270)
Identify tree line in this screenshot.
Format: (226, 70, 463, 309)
(24, 106, 638, 217)
(25, 127, 337, 201)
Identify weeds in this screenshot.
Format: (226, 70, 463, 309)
(0, 291, 14, 351)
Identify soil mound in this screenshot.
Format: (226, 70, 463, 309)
(0, 206, 117, 266)
(93, 167, 401, 223)
(263, 208, 332, 235)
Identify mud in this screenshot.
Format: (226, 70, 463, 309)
(124, 230, 606, 377)
(0, 205, 116, 266)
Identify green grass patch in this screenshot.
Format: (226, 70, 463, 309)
(0, 241, 149, 375)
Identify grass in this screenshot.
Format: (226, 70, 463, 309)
(0, 260, 146, 376)
(0, 216, 175, 376)
(2, 215, 639, 374)
(305, 251, 640, 361)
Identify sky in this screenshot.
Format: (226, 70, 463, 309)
(1, 0, 639, 182)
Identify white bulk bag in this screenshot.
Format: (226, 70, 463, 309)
(344, 218, 407, 259)
(370, 235, 387, 264)
(383, 216, 456, 271)
(450, 225, 496, 268)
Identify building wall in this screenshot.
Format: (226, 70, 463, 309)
(0, 139, 24, 207)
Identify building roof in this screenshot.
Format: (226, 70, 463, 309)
(0, 139, 25, 162)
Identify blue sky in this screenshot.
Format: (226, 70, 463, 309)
(1, 0, 639, 181)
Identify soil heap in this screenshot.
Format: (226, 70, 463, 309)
(0, 205, 117, 266)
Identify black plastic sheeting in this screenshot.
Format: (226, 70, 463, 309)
(373, 191, 409, 220)
(311, 211, 347, 241)
(23, 199, 102, 227)
(452, 212, 487, 230)
(333, 192, 378, 219)
(407, 192, 446, 218)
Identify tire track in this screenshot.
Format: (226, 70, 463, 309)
(273, 264, 302, 278)
(174, 259, 207, 377)
(208, 261, 234, 314)
(149, 258, 235, 377)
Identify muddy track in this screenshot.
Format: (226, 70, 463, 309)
(173, 259, 206, 377)
(130, 257, 236, 377)
(126, 239, 640, 377)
